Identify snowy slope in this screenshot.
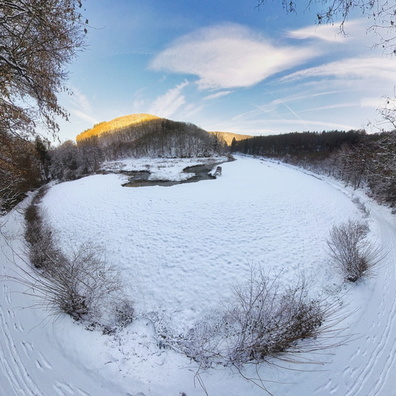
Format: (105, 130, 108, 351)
(1, 156, 395, 396)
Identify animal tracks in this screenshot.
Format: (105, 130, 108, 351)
(38, 352, 53, 370)
(3, 283, 12, 304)
(54, 380, 75, 395)
(0, 309, 42, 395)
(20, 340, 34, 357)
(342, 206, 396, 396)
(35, 353, 53, 371)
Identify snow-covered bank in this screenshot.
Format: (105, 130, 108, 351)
(1, 155, 395, 395)
(101, 156, 228, 182)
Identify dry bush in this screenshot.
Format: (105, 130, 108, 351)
(21, 239, 133, 329)
(38, 242, 124, 323)
(113, 299, 135, 328)
(24, 186, 60, 270)
(327, 220, 379, 282)
(165, 269, 335, 369)
(226, 275, 323, 365)
(22, 189, 133, 330)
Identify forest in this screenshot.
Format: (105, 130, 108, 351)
(0, 132, 49, 213)
(78, 118, 228, 161)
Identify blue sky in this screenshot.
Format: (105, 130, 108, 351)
(57, 0, 396, 141)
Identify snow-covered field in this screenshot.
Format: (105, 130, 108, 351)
(1, 155, 396, 395)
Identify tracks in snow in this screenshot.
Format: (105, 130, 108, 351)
(344, 204, 396, 396)
(2, 160, 396, 396)
(306, 179, 396, 396)
(0, 217, 117, 396)
(0, 262, 44, 396)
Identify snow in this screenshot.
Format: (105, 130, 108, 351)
(1, 155, 396, 396)
(101, 156, 228, 182)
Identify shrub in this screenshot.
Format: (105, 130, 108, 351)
(23, 189, 133, 329)
(164, 269, 332, 369)
(227, 276, 323, 365)
(327, 219, 378, 282)
(39, 242, 123, 323)
(24, 186, 60, 270)
(113, 299, 135, 328)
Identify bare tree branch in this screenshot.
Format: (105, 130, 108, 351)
(0, 0, 86, 138)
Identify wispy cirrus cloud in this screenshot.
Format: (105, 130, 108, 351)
(148, 81, 189, 118)
(281, 57, 396, 83)
(211, 116, 357, 135)
(147, 20, 394, 134)
(287, 19, 368, 43)
(298, 102, 358, 113)
(204, 91, 232, 100)
(69, 87, 98, 125)
(150, 23, 317, 90)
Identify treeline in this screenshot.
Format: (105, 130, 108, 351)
(231, 130, 364, 159)
(328, 131, 396, 206)
(232, 130, 396, 207)
(0, 132, 49, 213)
(0, 119, 228, 212)
(79, 119, 228, 160)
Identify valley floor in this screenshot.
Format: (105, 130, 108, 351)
(1, 156, 395, 395)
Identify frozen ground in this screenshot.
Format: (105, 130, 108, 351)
(1, 155, 396, 395)
(101, 156, 228, 181)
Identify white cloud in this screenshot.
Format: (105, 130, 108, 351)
(148, 81, 188, 118)
(362, 96, 396, 111)
(278, 118, 357, 130)
(281, 57, 396, 83)
(287, 19, 367, 42)
(204, 91, 232, 100)
(72, 110, 98, 125)
(69, 87, 98, 125)
(150, 24, 317, 90)
(361, 97, 384, 108)
(212, 116, 356, 135)
(298, 102, 358, 113)
(70, 87, 92, 112)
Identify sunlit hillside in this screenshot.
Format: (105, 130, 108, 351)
(209, 131, 253, 145)
(77, 113, 252, 147)
(74, 114, 229, 160)
(76, 113, 161, 141)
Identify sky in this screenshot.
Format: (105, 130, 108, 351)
(56, 0, 396, 142)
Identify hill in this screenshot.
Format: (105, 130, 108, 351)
(75, 113, 228, 160)
(77, 114, 250, 147)
(76, 113, 161, 142)
(209, 131, 252, 145)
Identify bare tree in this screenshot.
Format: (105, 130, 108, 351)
(257, 0, 396, 53)
(379, 94, 396, 129)
(0, 0, 87, 138)
(0, 130, 43, 212)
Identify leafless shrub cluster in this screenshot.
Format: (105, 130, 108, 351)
(351, 197, 370, 218)
(161, 269, 337, 369)
(327, 219, 380, 282)
(22, 189, 133, 330)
